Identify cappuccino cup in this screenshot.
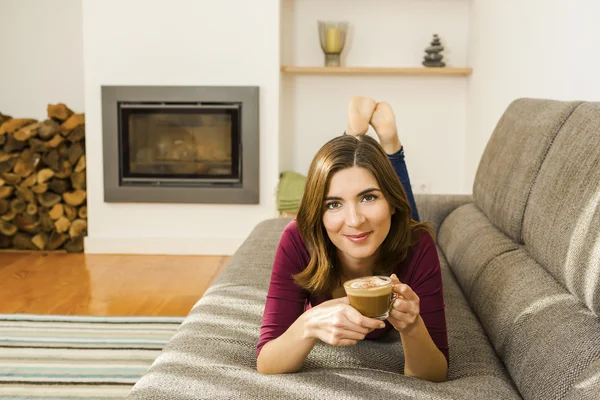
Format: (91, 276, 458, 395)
(343, 276, 395, 320)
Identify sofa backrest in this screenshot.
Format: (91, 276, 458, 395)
(521, 102, 600, 316)
(473, 98, 582, 243)
(445, 98, 600, 399)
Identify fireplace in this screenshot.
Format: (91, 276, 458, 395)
(120, 104, 240, 184)
(101, 86, 259, 204)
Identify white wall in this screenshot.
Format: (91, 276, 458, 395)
(465, 0, 600, 192)
(280, 0, 472, 195)
(82, 0, 281, 254)
(0, 0, 84, 119)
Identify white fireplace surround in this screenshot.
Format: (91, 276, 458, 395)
(82, 0, 281, 255)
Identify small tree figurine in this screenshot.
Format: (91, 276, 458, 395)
(422, 34, 446, 68)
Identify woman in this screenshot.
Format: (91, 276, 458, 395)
(256, 97, 448, 382)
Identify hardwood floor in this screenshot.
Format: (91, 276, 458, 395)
(0, 252, 230, 316)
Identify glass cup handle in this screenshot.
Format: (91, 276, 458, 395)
(388, 292, 397, 313)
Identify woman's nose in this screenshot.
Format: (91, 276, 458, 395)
(345, 205, 365, 227)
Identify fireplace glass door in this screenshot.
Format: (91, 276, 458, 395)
(118, 103, 241, 187)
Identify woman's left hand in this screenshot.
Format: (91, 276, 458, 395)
(387, 274, 420, 333)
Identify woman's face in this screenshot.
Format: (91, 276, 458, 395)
(322, 166, 394, 266)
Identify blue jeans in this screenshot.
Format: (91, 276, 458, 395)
(387, 147, 420, 222)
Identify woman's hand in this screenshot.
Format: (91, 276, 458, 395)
(387, 274, 420, 332)
(302, 297, 385, 347)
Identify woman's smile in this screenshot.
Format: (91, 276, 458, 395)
(344, 231, 372, 243)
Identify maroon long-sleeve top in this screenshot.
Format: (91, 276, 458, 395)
(257, 219, 449, 364)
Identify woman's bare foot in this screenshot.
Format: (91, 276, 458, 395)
(370, 102, 402, 154)
(346, 96, 377, 136)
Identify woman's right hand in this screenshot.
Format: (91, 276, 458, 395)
(301, 297, 386, 347)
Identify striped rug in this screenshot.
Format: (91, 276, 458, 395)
(0, 314, 183, 399)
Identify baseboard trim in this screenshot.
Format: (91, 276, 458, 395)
(83, 236, 245, 255)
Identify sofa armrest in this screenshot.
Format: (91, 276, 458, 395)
(414, 194, 474, 236)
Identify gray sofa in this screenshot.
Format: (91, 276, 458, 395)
(127, 98, 600, 399)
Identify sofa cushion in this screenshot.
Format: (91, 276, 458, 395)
(435, 246, 516, 391)
(468, 249, 600, 400)
(414, 194, 473, 236)
(438, 203, 519, 298)
(566, 358, 600, 400)
(473, 98, 582, 243)
(522, 102, 600, 315)
(127, 218, 520, 399)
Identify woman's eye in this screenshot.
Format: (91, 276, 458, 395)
(362, 194, 378, 203)
(326, 201, 342, 210)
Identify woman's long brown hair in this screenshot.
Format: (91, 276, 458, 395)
(294, 135, 433, 296)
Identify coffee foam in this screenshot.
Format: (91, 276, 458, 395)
(344, 276, 392, 297)
(350, 277, 389, 289)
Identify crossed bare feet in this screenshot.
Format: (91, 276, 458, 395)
(346, 96, 403, 155)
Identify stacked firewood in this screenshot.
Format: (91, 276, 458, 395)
(0, 104, 87, 252)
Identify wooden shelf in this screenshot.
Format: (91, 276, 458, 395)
(280, 66, 473, 77)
